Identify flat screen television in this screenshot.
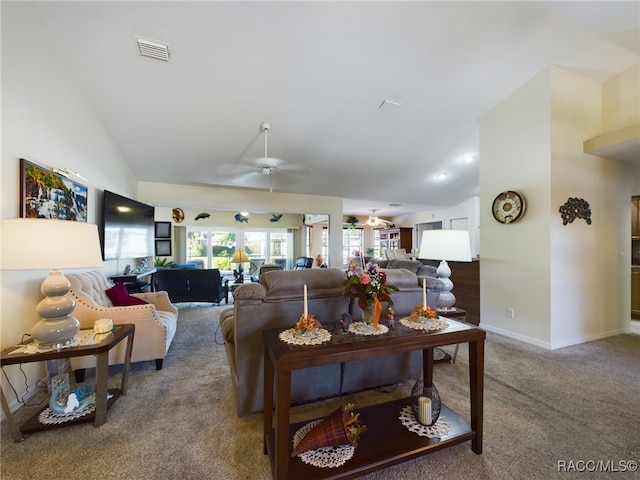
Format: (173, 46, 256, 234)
(101, 190, 155, 260)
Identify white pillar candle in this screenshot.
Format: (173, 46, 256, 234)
(422, 278, 427, 310)
(418, 396, 432, 425)
(303, 284, 308, 318)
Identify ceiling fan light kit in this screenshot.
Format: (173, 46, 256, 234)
(365, 209, 393, 227)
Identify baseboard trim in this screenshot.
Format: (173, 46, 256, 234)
(479, 323, 629, 350)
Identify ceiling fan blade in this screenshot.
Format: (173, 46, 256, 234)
(217, 164, 255, 176)
(276, 163, 311, 175)
(227, 171, 267, 186)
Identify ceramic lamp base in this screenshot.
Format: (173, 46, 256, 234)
(32, 270, 79, 346)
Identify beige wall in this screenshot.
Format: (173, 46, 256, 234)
(602, 62, 639, 133)
(480, 65, 640, 349)
(480, 68, 553, 345)
(139, 182, 344, 267)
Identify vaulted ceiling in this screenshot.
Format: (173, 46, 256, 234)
(18, 1, 640, 216)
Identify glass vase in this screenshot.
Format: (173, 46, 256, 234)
(362, 300, 376, 326)
(411, 379, 441, 426)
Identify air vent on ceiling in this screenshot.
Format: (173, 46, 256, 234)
(379, 98, 402, 111)
(134, 35, 170, 62)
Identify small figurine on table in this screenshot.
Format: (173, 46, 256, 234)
(328, 312, 352, 334)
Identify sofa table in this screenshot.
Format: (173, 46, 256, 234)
(263, 319, 485, 480)
(0, 323, 135, 442)
(436, 307, 467, 363)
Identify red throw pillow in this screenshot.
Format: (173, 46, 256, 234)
(105, 283, 148, 306)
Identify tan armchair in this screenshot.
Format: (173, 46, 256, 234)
(67, 271, 179, 374)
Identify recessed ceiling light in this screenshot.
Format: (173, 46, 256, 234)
(436, 173, 448, 181)
(379, 98, 402, 110)
(462, 155, 474, 163)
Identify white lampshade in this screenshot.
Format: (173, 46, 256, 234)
(1, 219, 103, 346)
(418, 230, 472, 262)
(418, 230, 471, 309)
(1, 218, 103, 270)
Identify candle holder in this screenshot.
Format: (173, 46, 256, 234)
(410, 380, 441, 426)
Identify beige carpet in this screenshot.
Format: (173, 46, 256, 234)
(2, 305, 639, 480)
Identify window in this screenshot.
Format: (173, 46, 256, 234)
(187, 227, 292, 273)
(342, 228, 363, 266)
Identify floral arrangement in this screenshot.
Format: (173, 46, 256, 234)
(343, 262, 398, 310)
(295, 315, 322, 334)
(409, 305, 438, 321)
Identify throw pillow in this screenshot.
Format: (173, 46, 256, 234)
(105, 282, 148, 306)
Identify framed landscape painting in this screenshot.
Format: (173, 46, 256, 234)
(20, 158, 88, 222)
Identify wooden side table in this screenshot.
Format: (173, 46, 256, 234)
(263, 319, 485, 479)
(437, 307, 466, 363)
(1, 323, 135, 442)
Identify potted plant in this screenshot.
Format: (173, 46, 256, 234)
(154, 257, 175, 269)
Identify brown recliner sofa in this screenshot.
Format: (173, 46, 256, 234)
(219, 267, 442, 416)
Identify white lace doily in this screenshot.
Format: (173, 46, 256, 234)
(348, 322, 389, 336)
(292, 419, 355, 468)
(279, 328, 331, 345)
(398, 406, 451, 438)
(399, 317, 449, 332)
(38, 403, 96, 425)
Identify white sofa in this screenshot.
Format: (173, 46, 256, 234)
(67, 271, 179, 373)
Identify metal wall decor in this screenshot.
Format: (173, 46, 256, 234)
(172, 208, 185, 223)
(559, 197, 591, 225)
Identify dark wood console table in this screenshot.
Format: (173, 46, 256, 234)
(1, 324, 135, 442)
(263, 319, 485, 479)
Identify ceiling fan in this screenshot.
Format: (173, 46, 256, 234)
(365, 210, 393, 227)
(216, 122, 310, 192)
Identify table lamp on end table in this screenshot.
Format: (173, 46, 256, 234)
(1, 218, 103, 347)
(418, 229, 471, 311)
(231, 250, 249, 283)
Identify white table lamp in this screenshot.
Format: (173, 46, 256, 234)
(418, 230, 471, 309)
(1, 219, 103, 346)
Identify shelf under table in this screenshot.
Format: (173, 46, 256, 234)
(20, 388, 121, 435)
(266, 399, 474, 480)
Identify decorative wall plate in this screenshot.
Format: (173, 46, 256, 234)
(492, 191, 525, 224)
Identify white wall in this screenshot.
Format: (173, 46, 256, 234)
(394, 197, 480, 258)
(480, 65, 640, 349)
(0, 4, 345, 413)
(0, 2, 137, 411)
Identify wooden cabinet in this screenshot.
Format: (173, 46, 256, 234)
(632, 268, 640, 320)
(449, 259, 481, 326)
(378, 227, 413, 254)
(632, 196, 639, 238)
